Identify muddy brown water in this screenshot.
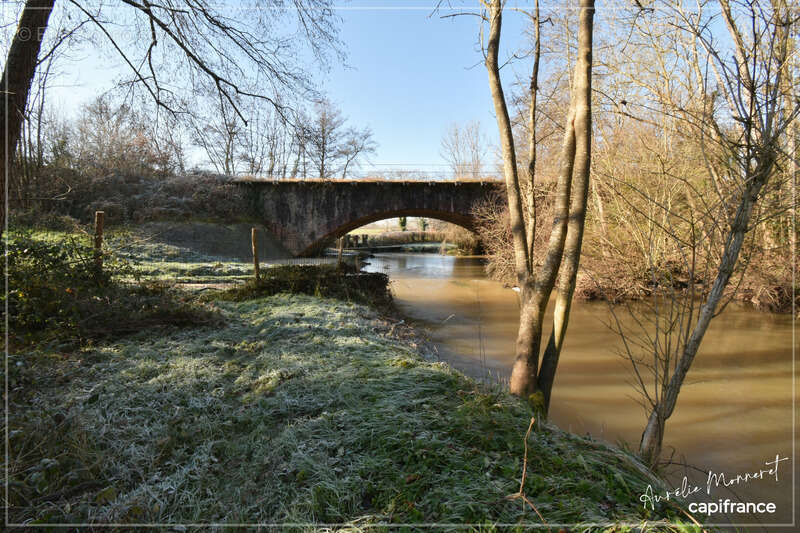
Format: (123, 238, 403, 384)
(363, 253, 796, 527)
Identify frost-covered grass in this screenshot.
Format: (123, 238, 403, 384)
(104, 228, 255, 283)
(8, 294, 698, 531)
(7, 226, 338, 284)
(6, 227, 252, 283)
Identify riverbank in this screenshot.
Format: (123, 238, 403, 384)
(3, 228, 703, 528)
(363, 253, 797, 527)
(9, 291, 696, 528)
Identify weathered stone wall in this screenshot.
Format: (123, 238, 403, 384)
(236, 180, 503, 256)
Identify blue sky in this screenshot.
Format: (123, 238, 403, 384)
(316, 1, 530, 171)
(9, 0, 535, 173)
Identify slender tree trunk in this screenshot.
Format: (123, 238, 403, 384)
(35, 55, 53, 170)
(485, 2, 529, 284)
(591, 179, 606, 241)
(525, 0, 541, 262)
(486, 0, 592, 401)
(513, 295, 545, 400)
(638, 154, 775, 466)
(538, 0, 594, 411)
(1, 0, 55, 234)
(291, 144, 300, 178)
(485, 2, 544, 397)
(639, 408, 665, 468)
(508, 62, 577, 397)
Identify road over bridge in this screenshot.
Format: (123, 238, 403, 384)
(235, 179, 503, 256)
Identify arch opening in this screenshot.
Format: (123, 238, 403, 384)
(301, 209, 478, 256)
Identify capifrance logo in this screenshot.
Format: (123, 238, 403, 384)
(639, 454, 789, 516)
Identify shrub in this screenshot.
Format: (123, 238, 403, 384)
(441, 224, 480, 255)
(472, 194, 515, 283)
(3, 233, 218, 348)
(215, 264, 393, 310)
(9, 211, 82, 232)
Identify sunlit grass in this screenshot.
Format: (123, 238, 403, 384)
(8, 293, 698, 530)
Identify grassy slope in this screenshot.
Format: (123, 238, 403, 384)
(103, 226, 272, 283)
(11, 227, 293, 284)
(9, 293, 694, 531)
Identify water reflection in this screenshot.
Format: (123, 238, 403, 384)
(369, 253, 481, 279)
(363, 253, 796, 526)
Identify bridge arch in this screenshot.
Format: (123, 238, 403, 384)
(237, 179, 502, 256)
(309, 209, 476, 255)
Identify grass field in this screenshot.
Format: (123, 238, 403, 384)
(8, 294, 698, 530)
(6, 227, 701, 530)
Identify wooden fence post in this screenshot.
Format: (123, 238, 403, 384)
(93, 211, 104, 277)
(251, 227, 260, 281)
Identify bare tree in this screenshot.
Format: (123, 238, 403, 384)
(2, 0, 56, 231)
(289, 110, 311, 179)
(340, 126, 377, 179)
(237, 104, 294, 178)
(2, 0, 341, 231)
(13, 42, 58, 209)
(9, 6, 186, 211)
(305, 98, 376, 179)
(306, 98, 346, 179)
(238, 109, 274, 176)
(599, 0, 798, 468)
(74, 95, 174, 176)
(191, 93, 242, 175)
(439, 120, 489, 179)
(473, 0, 594, 410)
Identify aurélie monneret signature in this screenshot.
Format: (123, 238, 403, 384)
(639, 454, 789, 511)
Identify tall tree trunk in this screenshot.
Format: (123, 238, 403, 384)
(1, 0, 55, 234)
(509, 108, 576, 397)
(525, 0, 541, 262)
(538, 0, 594, 411)
(485, 0, 593, 402)
(485, 2, 528, 283)
(484, 3, 541, 397)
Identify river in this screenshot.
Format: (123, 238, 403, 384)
(362, 252, 796, 527)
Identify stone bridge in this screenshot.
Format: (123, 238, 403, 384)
(235, 179, 503, 256)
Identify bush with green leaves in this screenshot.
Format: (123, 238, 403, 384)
(4, 233, 216, 348)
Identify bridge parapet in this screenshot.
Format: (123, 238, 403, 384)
(235, 179, 503, 256)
